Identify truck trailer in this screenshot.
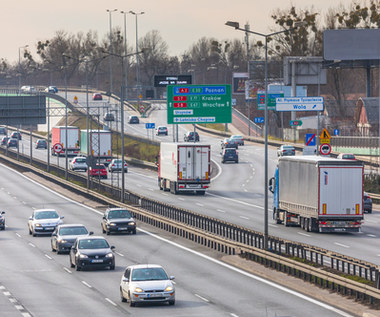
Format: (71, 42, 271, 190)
(80, 130, 112, 166)
(269, 156, 363, 233)
(51, 126, 80, 156)
(158, 143, 211, 195)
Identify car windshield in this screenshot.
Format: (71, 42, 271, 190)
(35, 211, 59, 219)
(95, 165, 106, 169)
(225, 149, 236, 154)
(59, 226, 88, 236)
(232, 135, 242, 139)
(75, 158, 86, 163)
(78, 239, 109, 249)
(131, 268, 168, 281)
(114, 159, 122, 164)
(283, 146, 294, 150)
(108, 210, 132, 219)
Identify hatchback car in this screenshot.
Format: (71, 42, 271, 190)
(35, 139, 47, 149)
(221, 148, 239, 163)
(156, 126, 168, 136)
(51, 224, 92, 254)
(184, 131, 199, 142)
(230, 135, 244, 146)
(1, 136, 9, 146)
(10, 131, 22, 140)
(277, 145, 295, 157)
(89, 164, 107, 179)
(7, 138, 18, 148)
(28, 209, 64, 237)
(92, 93, 103, 100)
(101, 208, 136, 235)
(103, 112, 115, 122)
(108, 159, 128, 173)
(221, 138, 238, 149)
(120, 264, 175, 306)
(0, 211, 5, 230)
(363, 192, 373, 213)
(337, 153, 356, 160)
(69, 156, 88, 171)
(69, 236, 115, 271)
(128, 115, 139, 124)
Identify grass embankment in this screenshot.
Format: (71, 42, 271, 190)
(198, 123, 228, 132)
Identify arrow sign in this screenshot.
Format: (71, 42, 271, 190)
(276, 97, 324, 112)
(290, 120, 303, 127)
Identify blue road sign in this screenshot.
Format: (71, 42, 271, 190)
(305, 133, 316, 146)
(254, 117, 264, 124)
(145, 123, 155, 129)
(334, 129, 339, 136)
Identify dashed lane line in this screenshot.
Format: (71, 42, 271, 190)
(105, 298, 117, 306)
(63, 267, 72, 274)
(334, 242, 350, 248)
(297, 232, 311, 237)
(82, 281, 92, 288)
(194, 293, 210, 302)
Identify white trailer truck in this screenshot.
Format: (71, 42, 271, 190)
(269, 156, 364, 233)
(158, 143, 211, 195)
(80, 130, 112, 166)
(51, 126, 80, 156)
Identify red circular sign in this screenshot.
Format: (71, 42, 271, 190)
(320, 143, 331, 155)
(53, 143, 63, 153)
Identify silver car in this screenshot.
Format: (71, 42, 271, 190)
(120, 264, 175, 307)
(51, 224, 92, 254)
(277, 145, 295, 157)
(230, 135, 244, 145)
(28, 209, 64, 236)
(69, 156, 88, 171)
(108, 159, 128, 173)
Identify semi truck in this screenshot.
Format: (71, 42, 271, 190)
(80, 130, 112, 166)
(51, 126, 80, 156)
(158, 143, 211, 195)
(269, 156, 363, 233)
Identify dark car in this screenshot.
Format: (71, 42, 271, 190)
(89, 164, 108, 179)
(221, 148, 239, 163)
(7, 138, 18, 148)
(92, 93, 103, 100)
(221, 138, 238, 149)
(51, 224, 92, 254)
(103, 112, 115, 122)
(0, 211, 5, 230)
(101, 208, 136, 235)
(277, 145, 295, 157)
(10, 131, 22, 140)
(0, 127, 7, 135)
(364, 192, 373, 214)
(69, 236, 115, 271)
(184, 131, 200, 142)
(45, 86, 58, 93)
(1, 136, 9, 146)
(35, 139, 47, 149)
(128, 115, 139, 124)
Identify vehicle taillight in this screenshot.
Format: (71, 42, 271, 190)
(320, 221, 327, 225)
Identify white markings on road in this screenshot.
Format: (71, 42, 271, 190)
(63, 267, 72, 274)
(250, 164, 253, 168)
(297, 232, 311, 237)
(230, 314, 239, 317)
(3, 291, 11, 296)
(0, 286, 4, 290)
(32, 207, 36, 210)
(105, 298, 117, 306)
(22, 201, 27, 205)
(195, 294, 210, 302)
(178, 197, 185, 201)
(161, 193, 169, 196)
(196, 203, 204, 207)
(245, 179, 249, 183)
(334, 242, 350, 248)
(22, 313, 32, 317)
(44, 254, 52, 260)
(28, 243, 35, 248)
(207, 192, 264, 210)
(217, 209, 226, 213)
(1, 283, 33, 316)
(137, 184, 142, 187)
(242, 184, 245, 187)
(239, 216, 249, 220)
(13, 196, 17, 199)
(244, 189, 248, 192)
(115, 251, 124, 257)
(148, 188, 154, 191)
(9, 298, 17, 303)
(367, 234, 377, 238)
(268, 224, 278, 228)
(15, 233, 21, 238)
(81, 281, 92, 288)
(15, 305, 24, 310)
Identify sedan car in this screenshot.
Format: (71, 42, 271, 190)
(230, 135, 244, 146)
(184, 131, 199, 142)
(156, 126, 168, 136)
(92, 93, 103, 100)
(221, 138, 238, 149)
(69, 236, 115, 271)
(103, 112, 115, 122)
(69, 156, 88, 171)
(51, 224, 92, 254)
(0, 211, 5, 230)
(35, 139, 47, 149)
(101, 208, 136, 235)
(277, 145, 295, 157)
(10, 131, 22, 140)
(120, 264, 175, 306)
(128, 115, 139, 124)
(364, 192, 373, 214)
(7, 138, 18, 148)
(45, 86, 58, 93)
(221, 148, 238, 163)
(337, 153, 356, 160)
(0, 136, 9, 146)
(89, 164, 108, 179)
(108, 159, 128, 173)
(28, 209, 64, 237)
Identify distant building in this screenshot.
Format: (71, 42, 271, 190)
(356, 97, 380, 136)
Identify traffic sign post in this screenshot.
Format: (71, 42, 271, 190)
(53, 143, 63, 154)
(320, 143, 331, 155)
(319, 128, 331, 144)
(290, 120, 303, 127)
(275, 97, 324, 112)
(254, 117, 264, 124)
(167, 85, 232, 124)
(73, 96, 78, 104)
(305, 133, 316, 146)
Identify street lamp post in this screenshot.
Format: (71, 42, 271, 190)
(120, 10, 129, 100)
(225, 20, 305, 249)
(106, 9, 117, 98)
(18, 45, 29, 89)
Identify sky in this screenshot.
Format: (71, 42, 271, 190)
(2, 0, 355, 64)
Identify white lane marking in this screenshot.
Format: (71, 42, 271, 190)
(242, 184, 245, 187)
(82, 281, 92, 288)
(217, 209, 226, 213)
(15, 305, 24, 310)
(22, 201, 27, 204)
(244, 189, 248, 192)
(334, 242, 350, 249)
(3, 291, 11, 296)
(245, 179, 249, 183)
(44, 254, 52, 260)
(148, 188, 154, 191)
(16, 233, 21, 238)
(230, 314, 239, 317)
(249, 176, 253, 179)
(211, 159, 222, 182)
(63, 267, 72, 274)
(0, 286, 4, 290)
(196, 203, 204, 207)
(207, 192, 264, 210)
(268, 224, 278, 228)
(250, 164, 253, 168)
(22, 313, 32, 317)
(105, 298, 117, 306)
(115, 252, 124, 257)
(239, 216, 249, 220)
(367, 234, 376, 237)
(13, 196, 17, 199)
(195, 293, 210, 302)
(137, 184, 142, 187)
(161, 193, 169, 196)
(178, 197, 185, 201)
(9, 298, 17, 303)
(28, 243, 35, 248)
(32, 207, 36, 210)
(298, 232, 311, 237)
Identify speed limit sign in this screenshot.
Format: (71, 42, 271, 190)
(53, 143, 63, 154)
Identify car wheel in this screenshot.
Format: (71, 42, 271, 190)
(110, 264, 115, 270)
(70, 259, 75, 268)
(236, 160, 239, 163)
(129, 300, 135, 307)
(56, 248, 61, 255)
(102, 224, 106, 234)
(368, 210, 372, 214)
(120, 288, 127, 302)
(169, 300, 175, 305)
(51, 243, 56, 252)
(106, 229, 110, 235)
(76, 264, 81, 271)
(29, 226, 32, 235)
(32, 231, 37, 237)
(132, 229, 137, 235)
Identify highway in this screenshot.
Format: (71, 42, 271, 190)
(0, 164, 351, 317)
(3, 93, 380, 267)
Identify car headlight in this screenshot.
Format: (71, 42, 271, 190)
(79, 254, 88, 259)
(165, 286, 174, 292)
(134, 287, 143, 293)
(35, 223, 42, 227)
(105, 252, 114, 258)
(128, 222, 135, 226)
(109, 223, 116, 226)
(57, 239, 67, 243)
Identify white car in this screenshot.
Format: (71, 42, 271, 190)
(120, 264, 175, 307)
(108, 159, 128, 173)
(28, 209, 64, 237)
(156, 126, 168, 136)
(69, 156, 88, 171)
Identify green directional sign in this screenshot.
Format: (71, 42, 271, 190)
(167, 85, 232, 124)
(257, 92, 284, 110)
(290, 120, 303, 127)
